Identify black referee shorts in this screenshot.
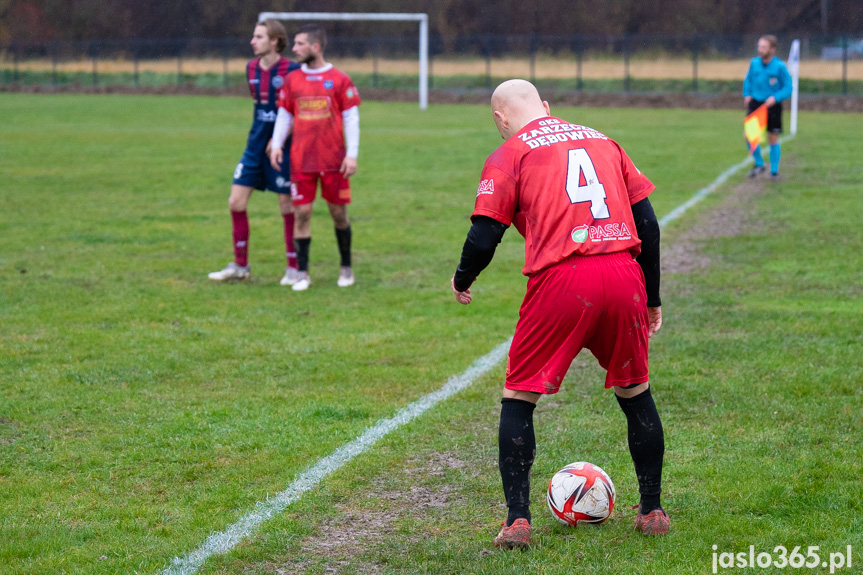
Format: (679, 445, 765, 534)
(748, 99, 783, 134)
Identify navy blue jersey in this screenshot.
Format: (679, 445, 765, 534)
(244, 56, 300, 155)
(233, 56, 299, 193)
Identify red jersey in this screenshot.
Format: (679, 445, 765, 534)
(472, 116, 655, 276)
(276, 64, 361, 173)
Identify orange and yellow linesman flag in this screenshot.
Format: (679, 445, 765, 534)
(744, 104, 768, 153)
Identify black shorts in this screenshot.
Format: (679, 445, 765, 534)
(748, 99, 783, 134)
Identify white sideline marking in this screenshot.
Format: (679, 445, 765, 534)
(159, 338, 512, 575)
(161, 140, 795, 574)
(659, 136, 794, 229)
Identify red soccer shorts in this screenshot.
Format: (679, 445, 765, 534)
(505, 251, 650, 393)
(290, 171, 352, 206)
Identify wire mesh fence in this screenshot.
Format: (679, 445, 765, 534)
(1, 33, 861, 96)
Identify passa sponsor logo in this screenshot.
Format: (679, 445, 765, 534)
(571, 225, 589, 243)
(476, 179, 495, 196)
(571, 222, 633, 243)
(590, 222, 632, 241)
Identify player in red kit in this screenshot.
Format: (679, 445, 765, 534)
(450, 80, 668, 548)
(269, 24, 361, 291)
(208, 20, 301, 285)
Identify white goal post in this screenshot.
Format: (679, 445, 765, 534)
(258, 11, 429, 110)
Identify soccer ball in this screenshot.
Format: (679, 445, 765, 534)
(547, 461, 616, 526)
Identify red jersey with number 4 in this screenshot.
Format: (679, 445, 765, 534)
(276, 64, 361, 173)
(472, 116, 655, 276)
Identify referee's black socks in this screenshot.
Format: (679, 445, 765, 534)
(616, 386, 665, 514)
(498, 398, 536, 526)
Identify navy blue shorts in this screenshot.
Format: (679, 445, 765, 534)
(233, 148, 292, 194)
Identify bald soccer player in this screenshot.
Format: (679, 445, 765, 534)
(450, 80, 668, 549)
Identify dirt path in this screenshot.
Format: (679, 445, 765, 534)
(662, 173, 772, 275)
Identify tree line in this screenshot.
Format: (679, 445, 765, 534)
(2, 0, 861, 45)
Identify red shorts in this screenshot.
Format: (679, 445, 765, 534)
(290, 171, 352, 206)
(506, 251, 650, 393)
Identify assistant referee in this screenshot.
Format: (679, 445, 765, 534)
(743, 34, 792, 179)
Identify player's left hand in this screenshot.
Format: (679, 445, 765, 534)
(340, 157, 357, 177)
(647, 306, 662, 338)
(765, 96, 776, 108)
(451, 277, 472, 305)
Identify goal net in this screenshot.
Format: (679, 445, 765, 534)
(259, 11, 429, 110)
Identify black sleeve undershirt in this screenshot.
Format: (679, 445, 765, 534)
(631, 197, 661, 307)
(452, 216, 508, 292)
(453, 202, 659, 307)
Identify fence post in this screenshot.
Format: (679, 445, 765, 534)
(575, 34, 583, 91)
(52, 41, 58, 85)
(842, 35, 848, 95)
(90, 40, 99, 86)
(529, 34, 536, 83)
(177, 40, 183, 86)
(222, 38, 229, 90)
(428, 36, 434, 90)
(623, 35, 630, 92)
(691, 33, 699, 93)
(485, 34, 492, 89)
(133, 39, 140, 87)
(372, 36, 379, 88)
(13, 43, 19, 82)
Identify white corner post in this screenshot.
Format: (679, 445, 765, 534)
(418, 14, 428, 110)
(258, 12, 429, 110)
(789, 39, 800, 135)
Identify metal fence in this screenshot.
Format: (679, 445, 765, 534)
(1, 33, 861, 96)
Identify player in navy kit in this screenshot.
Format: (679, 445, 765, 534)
(209, 20, 302, 285)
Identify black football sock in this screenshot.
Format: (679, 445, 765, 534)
(616, 387, 665, 514)
(334, 226, 351, 267)
(295, 237, 311, 273)
(499, 398, 536, 526)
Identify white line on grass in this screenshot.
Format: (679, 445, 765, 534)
(161, 140, 794, 574)
(159, 337, 512, 575)
(659, 136, 794, 229)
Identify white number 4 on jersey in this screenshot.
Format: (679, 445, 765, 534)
(565, 148, 610, 219)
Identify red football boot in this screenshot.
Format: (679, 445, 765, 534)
(493, 518, 531, 549)
(634, 507, 670, 535)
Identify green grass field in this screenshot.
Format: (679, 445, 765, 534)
(1, 94, 861, 574)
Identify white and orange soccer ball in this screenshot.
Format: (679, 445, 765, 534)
(547, 461, 616, 526)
